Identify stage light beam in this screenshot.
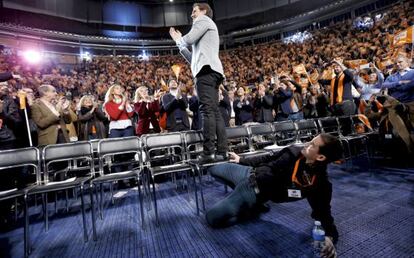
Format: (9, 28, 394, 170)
(23, 50, 41, 64)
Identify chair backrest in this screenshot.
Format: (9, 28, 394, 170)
(295, 119, 319, 143)
(42, 141, 94, 183)
(248, 123, 275, 150)
(318, 117, 340, 135)
(273, 121, 297, 146)
(337, 116, 354, 136)
(0, 147, 41, 184)
(97, 137, 141, 175)
(183, 130, 203, 160)
(225, 126, 250, 153)
(141, 132, 185, 165)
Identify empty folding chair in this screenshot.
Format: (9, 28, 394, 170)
(266, 120, 298, 152)
(294, 119, 319, 143)
(247, 123, 275, 151)
(90, 136, 144, 240)
(141, 132, 200, 225)
(0, 147, 40, 257)
(27, 141, 94, 249)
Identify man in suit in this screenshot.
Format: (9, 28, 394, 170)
(161, 79, 190, 132)
(31, 85, 73, 146)
(253, 83, 274, 123)
(169, 3, 228, 163)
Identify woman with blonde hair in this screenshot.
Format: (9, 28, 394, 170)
(104, 84, 134, 137)
(133, 86, 161, 136)
(77, 95, 107, 140)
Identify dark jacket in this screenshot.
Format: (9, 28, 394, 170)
(161, 93, 190, 131)
(253, 95, 274, 123)
(134, 100, 161, 136)
(219, 92, 231, 127)
(239, 146, 338, 241)
(234, 97, 253, 125)
(77, 106, 108, 140)
(189, 96, 202, 130)
(0, 72, 13, 82)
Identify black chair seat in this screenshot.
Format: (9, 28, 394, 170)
(28, 176, 91, 195)
(92, 170, 139, 184)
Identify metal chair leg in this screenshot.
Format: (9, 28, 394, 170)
(43, 193, 49, 232)
(80, 185, 88, 242)
(14, 198, 18, 221)
(54, 192, 58, 214)
(24, 195, 30, 257)
(151, 176, 159, 226)
(90, 184, 97, 241)
(192, 170, 200, 216)
(137, 177, 145, 229)
(65, 190, 69, 212)
(99, 184, 104, 220)
(196, 165, 206, 211)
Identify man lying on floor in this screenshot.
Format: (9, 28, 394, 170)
(206, 133, 342, 258)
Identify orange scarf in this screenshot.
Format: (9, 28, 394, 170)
(330, 73, 345, 106)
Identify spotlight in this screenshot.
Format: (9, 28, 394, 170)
(23, 50, 41, 64)
(81, 51, 92, 61)
(169, 0, 173, 2)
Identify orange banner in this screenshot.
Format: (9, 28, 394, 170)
(171, 64, 181, 80)
(393, 26, 414, 46)
(293, 64, 307, 75)
(345, 59, 368, 69)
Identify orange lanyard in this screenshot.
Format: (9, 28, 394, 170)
(291, 157, 316, 187)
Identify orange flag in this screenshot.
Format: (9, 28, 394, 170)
(293, 64, 307, 75)
(345, 59, 368, 69)
(171, 64, 181, 80)
(393, 26, 414, 46)
(18, 91, 27, 110)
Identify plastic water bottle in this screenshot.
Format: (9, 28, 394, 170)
(312, 221, 325, 257)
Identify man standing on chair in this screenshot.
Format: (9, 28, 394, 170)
(169, 3, 228, 163)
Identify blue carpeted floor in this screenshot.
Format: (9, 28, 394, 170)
(1, 161, 413, 258)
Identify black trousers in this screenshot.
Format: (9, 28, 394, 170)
(195, 70, 228, 155)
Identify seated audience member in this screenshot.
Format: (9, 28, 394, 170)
(31, 85, 73, 146)
(206, 133, 342, 258)
(253, 83, 274, 123)
(133, 86, 162, 136)
(161, 79, 190, 132)
(77, 95, 107, 140)
(104, 84, 135, 138)
(234, 87, 253, 125)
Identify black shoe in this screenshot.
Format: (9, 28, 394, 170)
(215, 152, 229, 162)
(253, 203, 271, 214)
(197, 154, 216, 164)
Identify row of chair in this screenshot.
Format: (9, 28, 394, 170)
(0, 115, 374, 257)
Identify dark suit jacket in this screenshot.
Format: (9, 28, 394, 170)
(31, 100, 72, 146)
(189, 96, 202, 130)
(234, 98, 253, 125)
(253, 95, 274, 123)
(161, 93, 190, 131)
(0, 72, 13, 82)
(219, 93, 231, 127)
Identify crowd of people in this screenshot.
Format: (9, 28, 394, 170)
(0, 0, 413, 152)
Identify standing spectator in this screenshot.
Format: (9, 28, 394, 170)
(31, 85, 73, 146)
(189, 90, 202, 130)
(253, 83, 274, 123)
(104, 84, 134, 138)
(161, 79, 190, 132)
(234, 87, 253, 125)
(321, 59, 356, 116)
(77, 95, 107, 140)
(354, 63, 384, 114)
(219, 86, 231, 127)
(0, 85, 21, 135)
(133, 86, 161, 136)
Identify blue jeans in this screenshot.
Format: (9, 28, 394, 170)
(109, 126, 134, 138)
(206, 163, 258, 227)
(288, 111, 304, 121)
